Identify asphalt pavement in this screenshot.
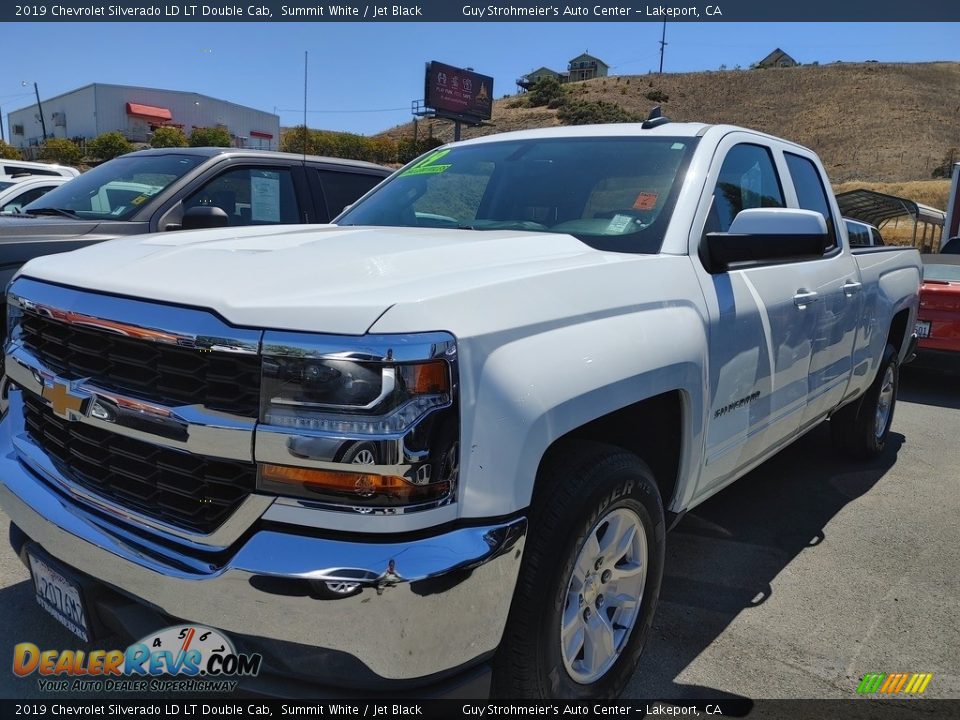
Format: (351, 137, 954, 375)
(0, 366, 958, 701)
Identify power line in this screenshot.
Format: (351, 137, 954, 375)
(277, 107, 408, 114)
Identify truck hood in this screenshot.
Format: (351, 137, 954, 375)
(19, 224, 613, 335)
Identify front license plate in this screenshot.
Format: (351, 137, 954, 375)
(28, 549, 90, 641)
(915, 321, 931, 339)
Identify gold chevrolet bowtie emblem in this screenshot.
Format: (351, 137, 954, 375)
(42, 381, 89, 420)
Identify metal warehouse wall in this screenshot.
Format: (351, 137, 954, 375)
(8, 85, 98, 148)
(7, 84, 280, 150)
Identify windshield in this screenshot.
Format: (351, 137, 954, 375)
(923, 263, 960, 282)
(337, 136, 698, 253)
(22, 153, 205, 221)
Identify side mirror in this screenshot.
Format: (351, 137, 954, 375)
(701, 208, 828, 273)
(181, 205, 229, 230)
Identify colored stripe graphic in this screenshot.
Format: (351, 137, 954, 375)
(857, 673, 886, 693)
(857, 673, 932, 694)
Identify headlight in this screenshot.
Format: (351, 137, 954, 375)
(261, 355, 450, 433)
(257, 331, 459, 511)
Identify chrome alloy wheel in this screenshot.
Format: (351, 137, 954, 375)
(874, 365, 895, 440)
(351, 448, 376, 465)
(324, 580, 360, 594)
(560, 507, 648, 684)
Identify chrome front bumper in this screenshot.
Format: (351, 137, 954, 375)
(0, 406, 526, 685)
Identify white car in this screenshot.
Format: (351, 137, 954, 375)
(0, 159, 80, 183)
(0, 175, 69, 214)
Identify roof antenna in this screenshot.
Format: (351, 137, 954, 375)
(642, 106, 671, 129)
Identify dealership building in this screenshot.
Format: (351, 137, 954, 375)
(6, 83, 280, 150)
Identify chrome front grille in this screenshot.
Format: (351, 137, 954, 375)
(7, 277, 265, 536)
(22, 393, 257, 533)
(21, 311, 261, 418)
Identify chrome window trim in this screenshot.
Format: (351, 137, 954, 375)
(9, 276, 262, 354)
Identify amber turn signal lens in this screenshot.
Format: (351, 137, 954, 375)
(400, 361, 449, 395)
(259, 463, 449, 504)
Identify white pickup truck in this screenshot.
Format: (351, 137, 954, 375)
(0, 120, 920, 698)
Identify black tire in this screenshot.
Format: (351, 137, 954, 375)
(831, 342, 899, 460)
(492, 441, 665, 699)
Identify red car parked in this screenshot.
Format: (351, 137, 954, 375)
(914, 254, 960, 368)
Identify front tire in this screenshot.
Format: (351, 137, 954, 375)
(831, 342, 899, 459)
(492, 441, 665, 699)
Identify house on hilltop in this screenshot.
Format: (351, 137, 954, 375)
(566, 53, 610, 82)
(517, 53, 609, 90)
(757, 48, 799, 68)
(516, 66, 565, 89)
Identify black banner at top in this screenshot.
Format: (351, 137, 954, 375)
(2, 0, 960, 23)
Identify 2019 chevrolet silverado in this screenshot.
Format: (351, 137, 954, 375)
(0, 121, 921, 698)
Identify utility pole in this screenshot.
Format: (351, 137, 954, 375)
(302, 50, 308, 161)
(0, 104, 4, 143)
(658, 20, 667, 75)
(31, 82, 47, 141)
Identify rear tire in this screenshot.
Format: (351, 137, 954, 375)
(831, 342, 899, 460)
(492, 441, 665, 699)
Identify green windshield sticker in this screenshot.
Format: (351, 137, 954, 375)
(400, 149, 453, 177)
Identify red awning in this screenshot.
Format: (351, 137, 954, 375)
(250, 130, 273, 139)
(126, 102, 172, 121)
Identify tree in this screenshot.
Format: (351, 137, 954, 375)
(88, 131, 133, 160)
(189, 126, 232, 147)
(280, 125, 312, 154)
(39, 138, 82, 165)
(0, 140, 20, 160)
(932, 147, 959, 179)
(557, 100, 641, 125)
(527, 76, 567, 108)
(150, 126, 188, 148)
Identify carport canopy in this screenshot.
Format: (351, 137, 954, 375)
(836, 188, 945, 251)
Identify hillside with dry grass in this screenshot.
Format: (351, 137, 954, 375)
(378, 62, 960, 187)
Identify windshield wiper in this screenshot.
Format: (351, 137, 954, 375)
(25, 207, 81, 219)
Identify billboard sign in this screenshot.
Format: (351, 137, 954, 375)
(424, 61, 493, 121)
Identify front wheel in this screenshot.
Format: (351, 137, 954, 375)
(831, 342, 899, 459)
(492, 441, 665, 698)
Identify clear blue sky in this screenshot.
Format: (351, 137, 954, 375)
(2, 22, 957, 137)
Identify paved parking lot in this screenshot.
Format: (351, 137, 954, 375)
(1, 367, 958, 700)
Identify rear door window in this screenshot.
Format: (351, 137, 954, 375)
(785, 152, 837, 251)
(317, 170, 385, 220)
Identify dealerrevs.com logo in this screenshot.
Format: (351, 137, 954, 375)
(13, 625, 262, 693)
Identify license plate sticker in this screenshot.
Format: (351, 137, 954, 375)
(915, 321, 931, 339)
(28, 550, 90, 641)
